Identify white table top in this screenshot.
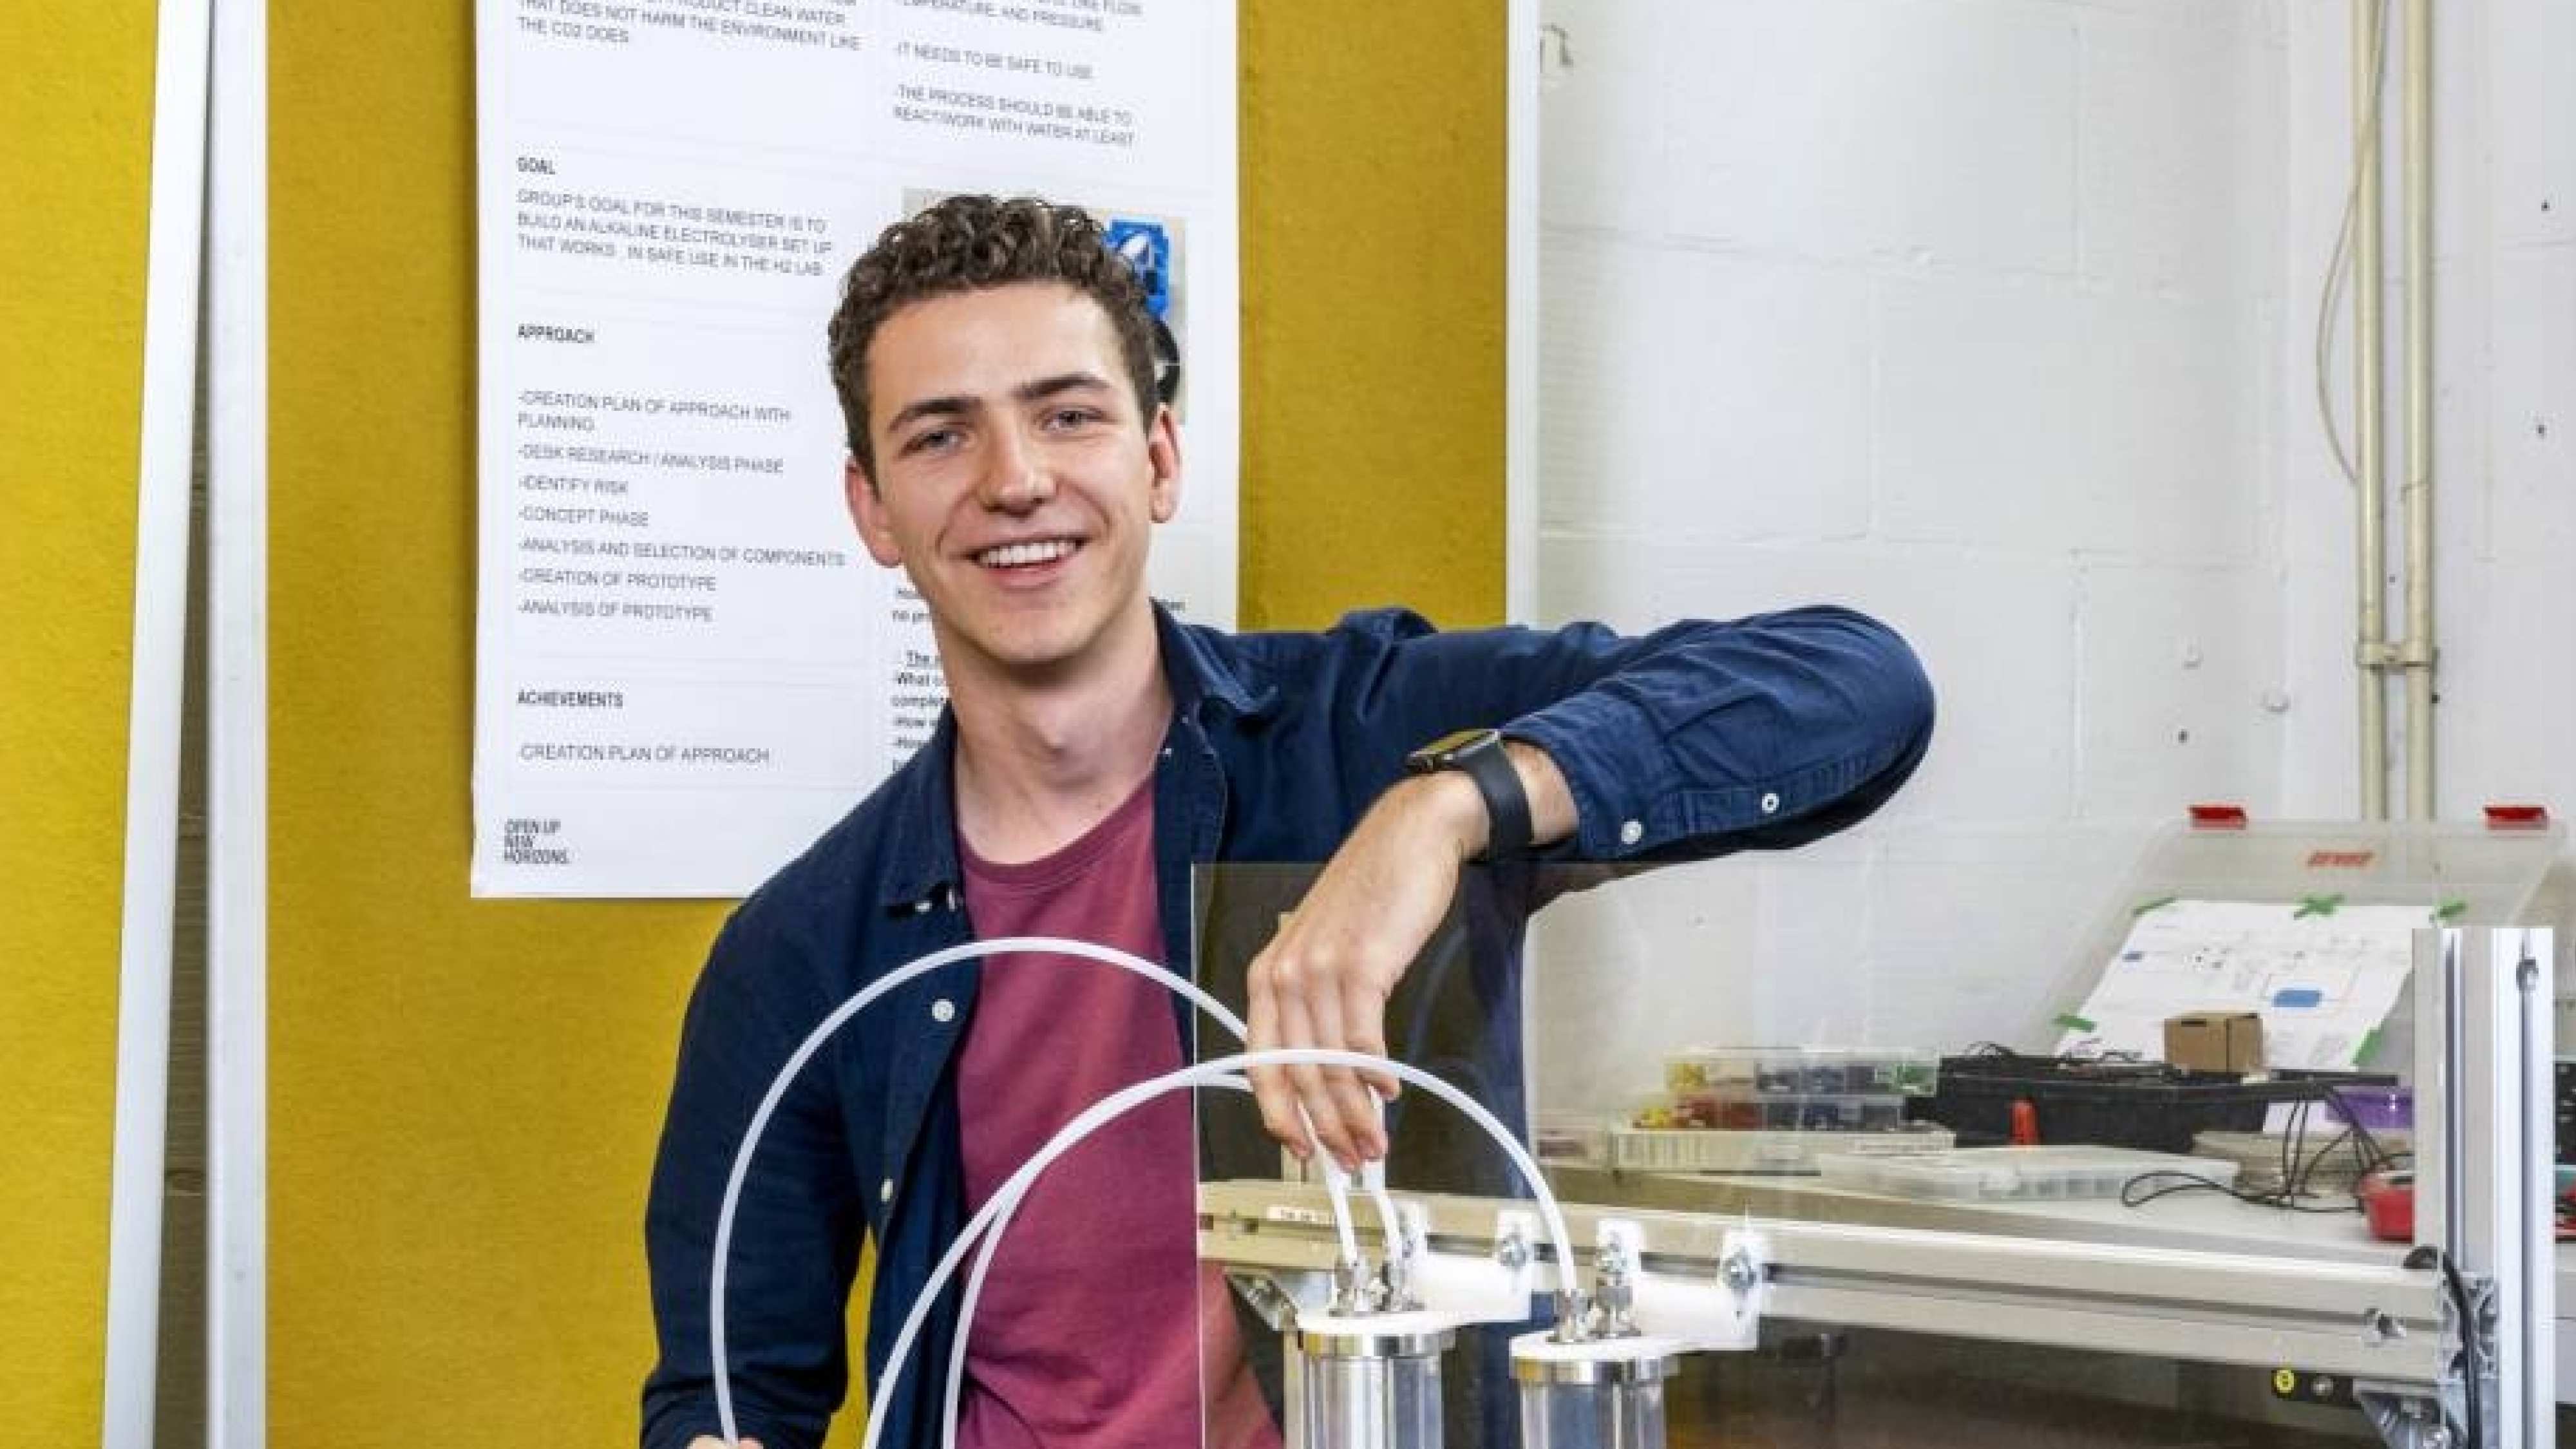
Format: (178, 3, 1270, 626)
(1548, 1162, 2405, 1264)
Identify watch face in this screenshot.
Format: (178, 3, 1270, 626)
(1413, 727, 1497, 770)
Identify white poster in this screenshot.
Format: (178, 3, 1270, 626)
(471, 0, 1239, 896)
(2052, 899, 2435, 1070)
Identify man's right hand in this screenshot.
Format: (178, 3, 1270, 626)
(687, 1438, 761, 1448)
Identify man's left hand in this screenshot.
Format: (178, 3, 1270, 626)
(1244, 743, 1571, 1168)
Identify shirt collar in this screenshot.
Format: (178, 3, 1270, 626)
(877, 708, 964, 912)
(875, 603, 1278, 911)
(1151, 601, 1277, 721)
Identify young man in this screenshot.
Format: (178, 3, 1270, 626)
(643, 195, 1935, 1449)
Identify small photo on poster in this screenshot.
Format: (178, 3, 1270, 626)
(902, 188, 1189, 418)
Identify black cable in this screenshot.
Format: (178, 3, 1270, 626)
(2286, 1124, 2354, 1200)
(2277, 1097, 2306, 1195)
(2119, 1169, 2368, 1215)
(2405, 1245, 2483, 1449)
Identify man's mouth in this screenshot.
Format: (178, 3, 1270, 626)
(973, 538, 1079, 569)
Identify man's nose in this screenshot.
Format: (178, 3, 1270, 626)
(976, 428, 1055, 512)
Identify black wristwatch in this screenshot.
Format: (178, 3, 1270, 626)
(1405, 728, 1533, 860)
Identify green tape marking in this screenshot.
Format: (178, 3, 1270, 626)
(2054, 1013, 2096, 1032)
(2432, 898, 2468, 922)
(2294, 893, 2345, 919)
(2131, 895, 2178, 917)
(2355, 1027, 2382, 1063)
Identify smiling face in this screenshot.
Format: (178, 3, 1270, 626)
(846, 281, 1180, 692)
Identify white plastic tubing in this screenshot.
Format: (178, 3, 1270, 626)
(706, 937, 1578, 1448)
(706, 936, 1355, 1443)
(914, 1051, 1575, 1449)
(927, 1077, 1258, 1449)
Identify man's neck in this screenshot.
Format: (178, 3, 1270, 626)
(945, 609, 1172, 867)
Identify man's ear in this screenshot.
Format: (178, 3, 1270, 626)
(846, 455, 904, 567)
(1146, 404, 1182, 524)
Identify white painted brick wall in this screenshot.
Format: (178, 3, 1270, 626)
(1532, 0, 2574, 1115)
(1540, 236, 1875, 543)
(1532, 0, 2295, 1109)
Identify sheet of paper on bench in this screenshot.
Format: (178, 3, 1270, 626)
(2053, 898, 2427, 1070)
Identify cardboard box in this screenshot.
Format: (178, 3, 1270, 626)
(2164, 1011, 2263, 1074)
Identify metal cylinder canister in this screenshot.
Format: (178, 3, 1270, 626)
(1510, 1331, 1676, 1449)
(1292, 1311, 1456, 1449)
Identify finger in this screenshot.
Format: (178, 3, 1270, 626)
(1274, 987, 1359, 1169)
(1340, 976, 1401, 1104)
(1244, 952, 1304, 1160)
(1303, 989, 1387, 1162)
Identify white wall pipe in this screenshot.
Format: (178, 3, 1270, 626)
(2353, 0, 2391, 821)
(2400, 0, 2436, 821)
(102, 1, 215, 1444)
(207, 0, 269, 1442)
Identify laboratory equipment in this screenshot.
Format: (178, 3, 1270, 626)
(1294, 1311, 1455, 1449)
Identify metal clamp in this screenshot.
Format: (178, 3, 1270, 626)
(2356, 1384, 2459, 1449)
(1586, 1222, 1641, 1340)
(2356, 638, 2438, 672)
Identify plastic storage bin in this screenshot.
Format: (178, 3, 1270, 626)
(1609, 1122, 1955, 1174)
(1664, 1047, 1938, 1097)
(1534, 1113, 1611, 1169)
(1814, 1146, 2241, 1203)
(1640, 1088, 1910, 1132)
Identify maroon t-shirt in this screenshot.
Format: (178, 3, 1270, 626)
(954, 777, 1279, 1449)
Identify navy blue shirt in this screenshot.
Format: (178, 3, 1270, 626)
(642, 605, 1933, 1449)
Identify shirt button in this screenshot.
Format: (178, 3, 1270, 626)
(913, 898, 932, 914)
(1760, 792, 1782, 815)
(931, 998, 956, 1024)
(880, 1179, 895, 1204)
(1618, 819, 1643, 846)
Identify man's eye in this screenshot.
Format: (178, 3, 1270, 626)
(903, 427, 960, 455)
(1045, 408, 1102, 430)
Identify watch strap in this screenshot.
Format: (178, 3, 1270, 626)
(1408, 729, 1532, 858)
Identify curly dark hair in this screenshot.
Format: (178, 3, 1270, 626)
(826, 194, 1162, 481)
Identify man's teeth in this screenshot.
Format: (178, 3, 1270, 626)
(980, 539, 1074, 567)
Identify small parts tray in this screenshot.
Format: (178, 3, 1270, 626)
(1815, 1145, 2242, 1203)
(1638, 1090, 1911, 1132)
(1666, 1046, 1939, 1097)
(1611, 1123, 1955, 1175)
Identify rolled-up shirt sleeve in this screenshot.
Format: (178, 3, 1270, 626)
(1320, 604, 1929, 863)
(1499, 606, 1933, 860)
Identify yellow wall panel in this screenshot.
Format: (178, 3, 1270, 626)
(0, 6, 160, 1439)
(1240, 1, 1508, 630)
(269, 3, 1501, 1443)
(268, 6, 725, 1441)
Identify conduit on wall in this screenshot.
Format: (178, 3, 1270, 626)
(2347, 0, 2439, 820)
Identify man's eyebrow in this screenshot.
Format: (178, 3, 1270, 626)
(1014, 372, 1114, 404)
(883, 394, 976, 434)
